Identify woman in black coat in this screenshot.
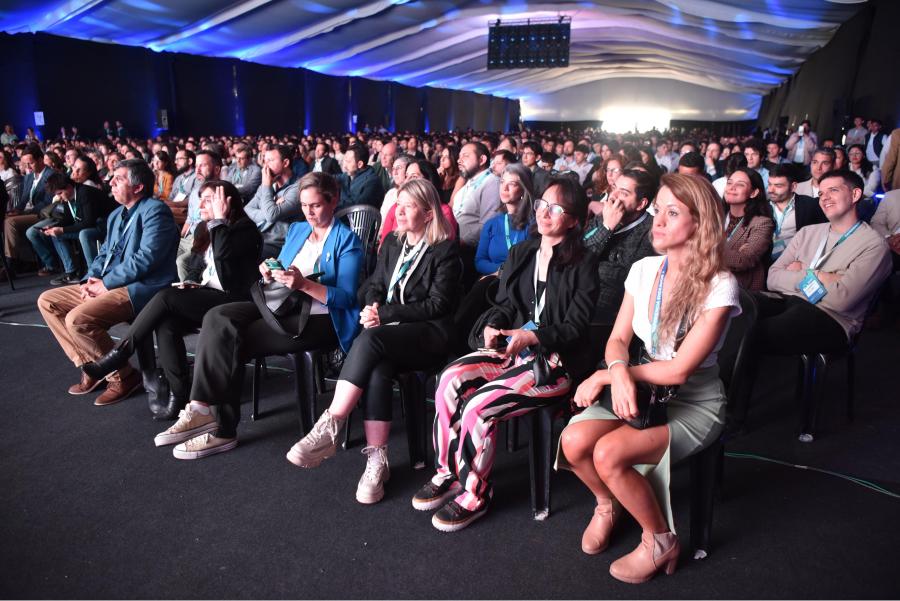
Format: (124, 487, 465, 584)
(82, 180, 262, 419)
(286, 178, 461, 506)
(413, 177, 600, 532)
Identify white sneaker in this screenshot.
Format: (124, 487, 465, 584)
(286, 409, 346, 468)
(356, 445, 390, 504)
(172, 433, 237, 460)
(154, 401, 217, 447)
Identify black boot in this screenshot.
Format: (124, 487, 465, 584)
(144, 369, 171, 418)
(153, 391, 187, 421)
(83, 340, 134, 380)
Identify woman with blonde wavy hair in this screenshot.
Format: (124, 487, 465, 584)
(557, 173, 741, 584)
(287, 177, 460, 505)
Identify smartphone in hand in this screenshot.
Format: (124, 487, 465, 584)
(265, 258, 285, 271)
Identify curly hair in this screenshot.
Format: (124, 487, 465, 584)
(656, 173, 725, 340)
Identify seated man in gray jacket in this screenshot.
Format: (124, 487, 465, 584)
(244, 144, 301, 257)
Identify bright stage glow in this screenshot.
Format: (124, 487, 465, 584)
(598, 107, 671, 133)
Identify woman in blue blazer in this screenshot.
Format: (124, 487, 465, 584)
(152, 173, 364, 460)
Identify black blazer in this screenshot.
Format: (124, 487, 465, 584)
(478, 237, 600, 380)
(318, 156, 342, 176)
(362, 235, 461, 343)
(794, 193, 827, 231)
(209, 215, 263, 299)
(41, 183, 103, 234)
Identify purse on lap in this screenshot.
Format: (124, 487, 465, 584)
(249, 273, 322, 339)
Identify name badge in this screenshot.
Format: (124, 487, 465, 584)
(799, 269, 827, 304)
(508, 320, 539, 360)
(173, 192, 187, 203)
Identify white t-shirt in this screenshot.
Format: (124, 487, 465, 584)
(624, 256, 741, 368)
(289, 223, 333, 315)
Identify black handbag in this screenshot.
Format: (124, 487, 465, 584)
(249, 278, 313, 339)
(619, 315, 689, 430)
(532, 348, 553, 387)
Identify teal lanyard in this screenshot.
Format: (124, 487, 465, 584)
(725, 215, 744, 242)
(387, 240, 424, 303)
(650, 258, 668, 356)
(67, 189, 78, 221)
(503, 215, 524, 250)
(770, 198, 794, 237)
(810, 221, 862, 270)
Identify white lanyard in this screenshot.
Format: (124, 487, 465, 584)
(810, 221, 862, 270)
(613, 211, 648, 236)
(532, 248, 548, 325)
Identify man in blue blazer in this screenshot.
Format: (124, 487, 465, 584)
(3, 145, 55, 275)
(38, 159, 179, 406)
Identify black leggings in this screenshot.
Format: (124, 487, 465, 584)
(191, 302, 338, 438)
(338, 322, 449, 421)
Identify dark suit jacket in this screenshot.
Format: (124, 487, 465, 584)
(794, 193, 827, 230)
(88, 197, 179, 313)
(362, 236, 461, 345)
(316, 156, 342, 176)
(338, 166, 384, 209)
(531, 166, 552, 198)
(478, 237, 600, 380)
(16, 168, 55, 213)
(208, 215, 263, 299)
(46, 183, 104, 235)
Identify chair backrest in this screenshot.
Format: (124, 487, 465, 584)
(335, 204, 382, 276)
(717, 288, 758, 399)
(4, 174, 23, 213)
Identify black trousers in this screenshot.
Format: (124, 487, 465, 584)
(735, 292, 848, 424)
(751, 293, 847, 356)
(125, 286, 241, 401)
(338, 322, 449, 421)
(191, 302, 338, 438)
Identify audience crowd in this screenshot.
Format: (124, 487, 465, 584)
(2, 115, 898, 585)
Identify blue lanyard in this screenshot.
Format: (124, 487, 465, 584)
(810, 221, 862, 270)
(101, 210, 136, 274)
(725, 215, 744, 242)
(650, 258, 668, 356)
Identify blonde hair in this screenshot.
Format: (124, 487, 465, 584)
(657, 173, 725, 341)
(395, 178, 452, 245)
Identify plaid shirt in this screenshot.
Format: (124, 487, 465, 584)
(583, 212, 656, 323)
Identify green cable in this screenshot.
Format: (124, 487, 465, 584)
(725, 452, 900, 500)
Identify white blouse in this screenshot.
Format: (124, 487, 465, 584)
(290, 222, 333, 315)
(624, 256, 741, 368)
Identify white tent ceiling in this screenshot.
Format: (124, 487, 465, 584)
(1, 0, 867, 121)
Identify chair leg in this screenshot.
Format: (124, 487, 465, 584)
(506, 418, 519, 452)
(251, 358, 262, 421)
(399, 372, 428, 470)
(689, 441, 721, 559)
(1, 251, 15, 290)
(798, 354, 815, 442)
(528, 406, 554, 521)
(292, 352, 318, 435)
(846, 351, 855, 422)
(343, 411, 353, 450)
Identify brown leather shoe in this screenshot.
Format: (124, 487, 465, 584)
(94, 371, 143, 406)
(69, 371, 106, 395)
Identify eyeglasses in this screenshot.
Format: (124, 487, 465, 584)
(606, 167, 622, 175)
(534, 198, 570, 217)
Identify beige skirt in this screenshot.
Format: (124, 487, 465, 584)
(555, 364, 726, 532)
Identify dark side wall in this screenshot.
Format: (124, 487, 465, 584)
(757, 0, 900, 140)
(0, 32, 519, 138)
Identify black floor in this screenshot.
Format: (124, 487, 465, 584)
(1, 274, 899, 599)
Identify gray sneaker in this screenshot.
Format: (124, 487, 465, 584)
(356, 445, 390, 504)
(286, 409, 346, 468)
(154, 401, 217, 447)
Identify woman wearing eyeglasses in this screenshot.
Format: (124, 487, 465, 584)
(412, 177, 599, 532)
(588, 156, 624, 216)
